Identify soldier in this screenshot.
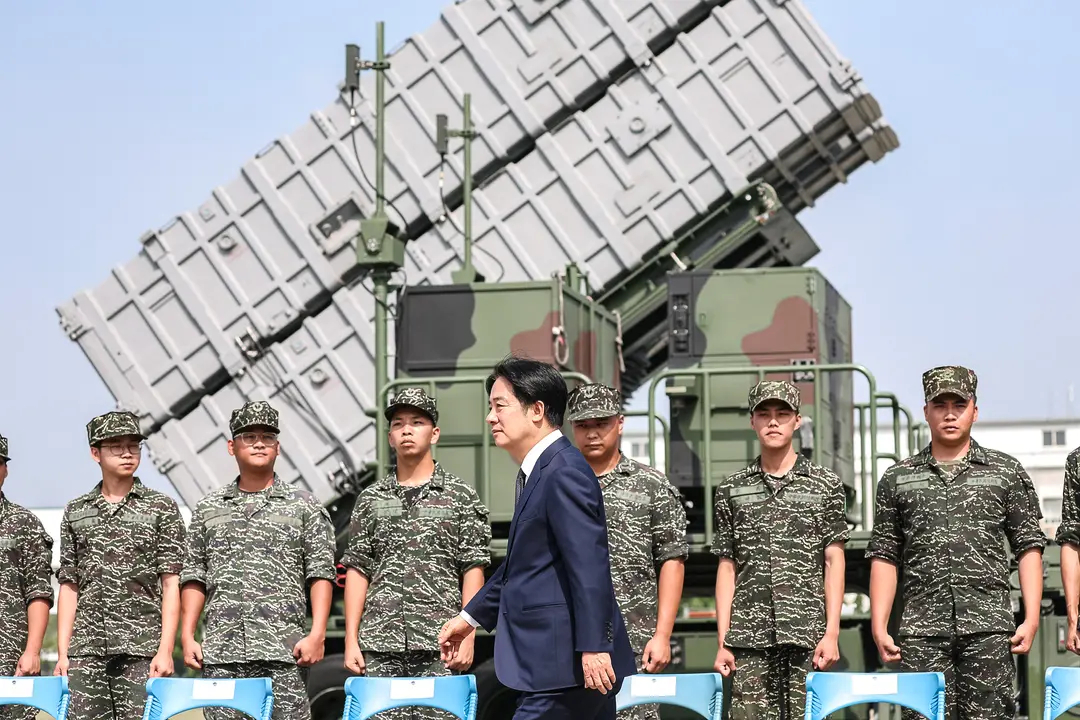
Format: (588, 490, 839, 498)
(565, 383, 688, 720)
(54, 411, 187, 720)
(0, 434, 55, 720)
(342, 388, 491, 717)
(180, 400, 336, 720)
(1057, 444, 1080, 654)
(711, 381, 848, 720)
(867, 366, 1045, 720)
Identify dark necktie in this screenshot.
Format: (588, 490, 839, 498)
(515, 469, 527, 505)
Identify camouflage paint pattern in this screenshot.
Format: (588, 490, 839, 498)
(598, 454, 688, 653)
(394, 278, 622, 523)
(202, 661, 309, 720)
(1055, 447, 1080, 546)
(181, 476, 337, 664)
(865, 439, 1045, 637)
(712, 455, 849, 649)
(728, 645, 813, 720)
(56, 478, 186, 657)
(67, 655, 151, 720)
(229, 400, 280, 435)
(364, 651, 454, 720)
(385, 387, 439, 424)
(898, 634, 1014, 720)
(85, 411, 145, 446)
(342, 463, 491, 651)
(566, 383, 624, 422)
(0, 433, 8, 460)
(922, 365, 978, 402)
(0, 494, 54, 720)
(747, 380, 800, 412)
(664, 268, 854, 505)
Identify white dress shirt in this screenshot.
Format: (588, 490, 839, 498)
(458, 429, 563, 628)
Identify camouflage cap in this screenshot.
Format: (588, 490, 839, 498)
(566, 383, 623, 423)
(86, 411, 145, 446)
(229, 400, 280, 436)
(922, 365, 978, 403)
(0, 433, 8, 461)
(385, 387, 438, 425)
(748, 380, 800, 413)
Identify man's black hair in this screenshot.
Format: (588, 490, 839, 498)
(486, 355, 567, 428)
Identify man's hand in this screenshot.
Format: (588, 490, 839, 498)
(446, 634, 475, 671)
(182, 637, 203, 671)
(1068, 621, 1080, 655)
(438, 617, 476, 664)
(713, 646, 736, 677)
(52, 655, 69, 677)
(812, 632, 840, 671)
(641, 634, 671, 673)
(344, 642, 367, 675)
(873, 631, 901, 664)
(15, 651, 40, 677)
(582, 652, 616, 694)
(149, 650, 174, 678)
(293, 633, 326, 667)
(1011, 621, 1038, 655)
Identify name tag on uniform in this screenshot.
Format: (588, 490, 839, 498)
(630, 675, 677, 697)
(372, 499, 403, 518)
(786, 492, 823, 505)
(267, 513, 303, 528)
(613, 489, 649, 506)
(418, 507, 454, 519)
(0, 679, 33, 698)
(119, 511, 157, 526)
(729, 484, 767, 507)
(192, 680, 235, 700)
(966, 475, 1005, 488)
(896, 472, 934, 492)
(0, 538, 16, 550)
(390, 679, 435, 699)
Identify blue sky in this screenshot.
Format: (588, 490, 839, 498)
(2, 1, 1078, 508)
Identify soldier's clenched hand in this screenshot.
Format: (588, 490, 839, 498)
(344, 643, 367, 675)
(873, 631, 901, 664)
(149, 650, 174, 678)
(813, 632, 840, 671)
(15, 651, 39, 677)
(293, 632, 326, 667)
(182, 637, 203, 670)
(1010, 621, 1038, 655)
(642, 634, 671, 673)
(714, 646, 736, 677)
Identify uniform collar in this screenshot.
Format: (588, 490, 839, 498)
(912, 437, 990, 467)
(378, 461, 448, 491)
(222, 473, 288, 499)
(598, 453, 635, 488)
(748, 453, 814, 478)
(90, 476, 147, 505)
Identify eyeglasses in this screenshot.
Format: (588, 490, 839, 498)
(235, 433, 278, 446)
(100, 443, 143, 457)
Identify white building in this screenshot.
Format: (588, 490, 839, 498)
(620, 418, 1080, 537)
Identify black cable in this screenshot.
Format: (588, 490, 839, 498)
(347, 88, 411, 234)
(437, 156, 506, 282)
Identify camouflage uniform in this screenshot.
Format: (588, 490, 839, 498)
(866, 366, 1046, 720)
(566, 384, 688, 720)
(712, 381, 849, 720)
(343, 388, 491, 720)
(58, 412, 186, 720)
(182, 401, 337, 720)
(1056, 444, 1080, 554)
(0, 434, 56, 720)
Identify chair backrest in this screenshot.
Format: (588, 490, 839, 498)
(342, 675, 477, 720)
(141, 677, 274, 720)
(615, 673, 723, 720)
(1044, 666, 1080, 719)
(804, 671, 945, 720)
(0, 676, 69, 719)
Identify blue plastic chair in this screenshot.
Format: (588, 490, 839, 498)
(141, 677, 274, 720)
(1044, 666, 1080, 719)
(0, 676, 69, 719)
(804, 671, 945, 720)
(615, 672, 723, 720)
(342, 675, 477, 720)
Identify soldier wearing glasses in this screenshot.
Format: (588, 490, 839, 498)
(180, 400, 336, 720)
(54, 411, 187, 720)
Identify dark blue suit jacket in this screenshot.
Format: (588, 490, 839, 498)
(464, 434, 636, 692)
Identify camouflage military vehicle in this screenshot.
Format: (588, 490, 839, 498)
(56, 1, 1072, 719)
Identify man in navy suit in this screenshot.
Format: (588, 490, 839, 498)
(438, 356, 636, 719)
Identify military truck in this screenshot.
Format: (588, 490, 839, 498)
(55, 0, 1079, 718)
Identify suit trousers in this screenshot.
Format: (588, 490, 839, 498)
(513, 680, 622, 720)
